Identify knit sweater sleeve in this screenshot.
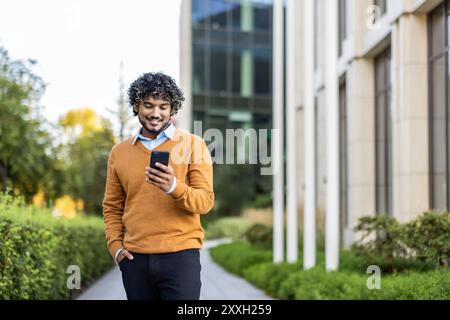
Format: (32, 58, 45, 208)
(102, 149, 126, 258)
(169, 136, 214, 214)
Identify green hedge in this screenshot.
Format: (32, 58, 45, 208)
(204, 217, 252, 241)
(210, 242, 450, 300)
(209, 241, 272, 277)
(0, 193, 112, 299)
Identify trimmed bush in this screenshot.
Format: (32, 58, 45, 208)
(368, 269, 450, 299)
(0, 193, 112, 299)
(209, 241, 271, 276)
(210, 241, 450, 300)
(244, 224, 273, 249)
(244, 262, 301, 297)
(204, 217, 252, 241)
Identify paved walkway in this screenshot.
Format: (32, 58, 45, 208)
(77, 239, 273, 300)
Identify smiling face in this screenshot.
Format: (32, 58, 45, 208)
(134, 96, 172, 138)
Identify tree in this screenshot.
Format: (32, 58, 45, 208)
(0, 46, 63, 202)
(59, 108, 115, 215)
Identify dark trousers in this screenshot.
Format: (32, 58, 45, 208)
(118, 249, 202, 300)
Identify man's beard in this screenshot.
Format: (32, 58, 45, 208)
(140, 116, 172, 136)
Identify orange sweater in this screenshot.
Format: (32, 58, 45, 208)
(102, 128, 214, 258)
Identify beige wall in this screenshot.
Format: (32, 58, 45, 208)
(295, 0, 442, 246)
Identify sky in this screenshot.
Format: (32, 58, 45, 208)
(0, 0, 182, 131)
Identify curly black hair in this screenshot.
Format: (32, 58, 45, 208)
(127, 72, 185, 116)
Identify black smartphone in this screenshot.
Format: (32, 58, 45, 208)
(150, 151, 170, 172)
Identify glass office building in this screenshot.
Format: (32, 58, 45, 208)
(191, 0, 273, 135)
(180, 0, 274, 215)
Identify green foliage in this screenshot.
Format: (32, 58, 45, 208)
(210, 241, 450, 300)
(244, 224, 273, 249)
(367, 269, 450, 299)
(0, 46, 63, 202)
(0, 193, 112, 299)
(279, 267, 450, 300)
(213, 165, 256, 216)
(62, 125, 115, 214)
(352, 215, 406, 264)
(204, 217, 252, 241)
(352, 212, 450, 271)
(247, 193, 272, 209)
(402, 212, 449, 267)
(244, 262, 301, 297)
(209, 241, 272, 277)
(58, 108, 116, 215)
(0, 46, 115, 213)
(212, 164, 272, 217)
(280, 268, 369, 300)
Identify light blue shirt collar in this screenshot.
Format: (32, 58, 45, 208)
(132, 122, 175, 144)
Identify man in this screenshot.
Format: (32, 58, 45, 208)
(103, 72, 214, 300)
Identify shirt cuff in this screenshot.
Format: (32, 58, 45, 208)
(166, 176, 177, 194)
(114, 248, 123, 264)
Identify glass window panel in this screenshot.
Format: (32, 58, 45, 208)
(253, 3, 271, 31)
(231, 47, 242, 94)
(209, 0, 230, 30)
(432, 56, 448, 210)
(448, 2, 450, 48)
(375, 48, 392, 215)
(253, 97, 271, 112)
(339, 81, 348, 227)
(192, 0, 209, 27)
(230, 0, 241, 30)
(210, 30, 228, 44)
(253, 113, 271, 130)
(193, 44, 206, 94)
(210, 45, 228, 93)
(338, 0, 347, 56)
(193, 95, 207, 109)
(193, 28, 207, 43)
(448, 48, 450, 206)
(210, 96, 229, 109)
(431, 4, 446, 57)
(253, 48, 272, 95)
(231, 31, 251, 47)
(230, 96, 251, 110)
(254, 33, 272, 47)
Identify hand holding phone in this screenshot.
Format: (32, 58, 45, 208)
(150, 151, 170, 172)
(146, 151, 174, 193)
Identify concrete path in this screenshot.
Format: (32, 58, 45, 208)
(76, 239, 273, 300)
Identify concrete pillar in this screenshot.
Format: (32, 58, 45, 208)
(346, 58, 376, 245)
(344, 0, 377, 247)
(273, 0, 285, 264)
(391, 13, 430, 222)
(286, 0, 299, 263)
(325, 0, 340, 271)
(303, 0, 316, 270)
